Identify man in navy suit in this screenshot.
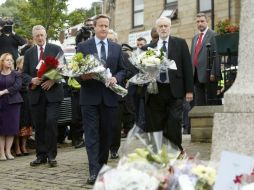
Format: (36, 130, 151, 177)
(23, 25, 64, 167)
(143, 17, 193, 154)
(77, 14, 125, 185)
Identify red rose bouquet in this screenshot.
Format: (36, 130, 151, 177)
(31, 55, 64, 89)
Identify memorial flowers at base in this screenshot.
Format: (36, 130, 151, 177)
(63, 53, 127, 97)
(93, 126, 181, 190)
(168, 160, 216, 190)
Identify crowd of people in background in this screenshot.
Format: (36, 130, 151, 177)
(0, 12, 222, 185)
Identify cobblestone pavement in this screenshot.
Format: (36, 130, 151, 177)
(0, 135, 211, 190)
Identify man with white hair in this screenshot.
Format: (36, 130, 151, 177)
(23, 25, 64, 167)
(142, 17, 193, 155)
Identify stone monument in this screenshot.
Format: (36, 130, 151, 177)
(211, 0, 254, 161)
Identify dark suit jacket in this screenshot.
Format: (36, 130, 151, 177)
(0, 70, 23, 104)
(143, 36, 194, 98)
(0, 33, 26, 62)
(77, 38, 126, 107)
(23, 43, 64, 105)
(191, 28, 221, 83)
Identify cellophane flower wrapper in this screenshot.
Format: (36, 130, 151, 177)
(93, 68, 128, 97)
(168, 159, 217, 190)
(120, 125, 181, 168)
(93, 125, 182, 190)
(62, 53, 127, 97)
(93, 162, 168, 190)
(128, 48, 172, 94)
(62, 53, 104, 77)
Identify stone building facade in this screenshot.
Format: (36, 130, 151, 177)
(103, 0, 240, 47)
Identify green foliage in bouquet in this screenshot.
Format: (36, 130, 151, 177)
(127, 145, 175, 167)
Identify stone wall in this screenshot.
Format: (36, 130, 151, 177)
(104, 0, 241, 48)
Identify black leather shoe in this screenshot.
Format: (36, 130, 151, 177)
(86, 175, 97, 185)
(48, 159, 57, 167)
(75, 140, 85, 149)
(30, 158, 47, 166)
(110, 152, 119, 159)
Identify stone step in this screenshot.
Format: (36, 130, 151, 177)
(189, 105, 223, 143)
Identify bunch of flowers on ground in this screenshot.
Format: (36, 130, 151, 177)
(63, 53, 127, 97)
(168, 160, 216, 190)
(93, 126, 181, 190)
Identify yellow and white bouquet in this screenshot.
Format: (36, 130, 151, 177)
(62, 53, 128, 97)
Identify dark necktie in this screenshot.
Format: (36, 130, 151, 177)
(39, 46, 44, 61)
(161, 40, 167, 52)
(193, 32, 203, 66)
(100, 41, 106, 62)
(160, 41, 167, 82)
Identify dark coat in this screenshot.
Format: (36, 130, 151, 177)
(77, 37, 126, 107)
(0, 33, 26, 62)
(23, 43, 64, 105)
(143, 36, 194, 98)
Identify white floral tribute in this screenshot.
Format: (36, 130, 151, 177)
(128, 47, 175, 94)
(62, 53, 128, 97)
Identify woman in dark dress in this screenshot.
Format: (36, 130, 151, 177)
(15, 56, 32, 156)
(0, 53, 23, 160)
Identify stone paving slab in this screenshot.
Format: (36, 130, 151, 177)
(0, 135, 211, 190)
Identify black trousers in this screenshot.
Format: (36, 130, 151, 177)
(145, 83, 183, 150)
(70, 90, 83, 141)
(110, 95, 135, 153)
(81, 104, 117, 176)
(194, 68, 220, 106)
(30, 93, 61, 160)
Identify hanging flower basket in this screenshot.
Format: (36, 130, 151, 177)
(215, 32, 239, 56)
(215, 19, 239, 56)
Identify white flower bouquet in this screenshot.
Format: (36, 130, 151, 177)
(128, 48, 171, 94)
(93, 125, 181, 190)
(62, 53, 104, 77)
(93, 163, 164, 190)
(62, 53, 128, 97)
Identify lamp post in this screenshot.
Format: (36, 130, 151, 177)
(211, 0, 215, 30)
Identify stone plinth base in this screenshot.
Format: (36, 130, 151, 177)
(211, 112, 254, 161)
(189, 106, 223, 143)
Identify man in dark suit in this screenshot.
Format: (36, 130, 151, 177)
(190, 13, 221, 106)
(77, 14, 126, 185)
(143, 17, 193, 154)
(23, 25, 64, 167)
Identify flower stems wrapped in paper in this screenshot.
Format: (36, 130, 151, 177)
(128, 47, 176, 94)
(62, 53, 128, 97)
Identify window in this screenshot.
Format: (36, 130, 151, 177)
(133, 0, 144, 27)
(160, 0, 177, 19)
(198, 0, 211, 12)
